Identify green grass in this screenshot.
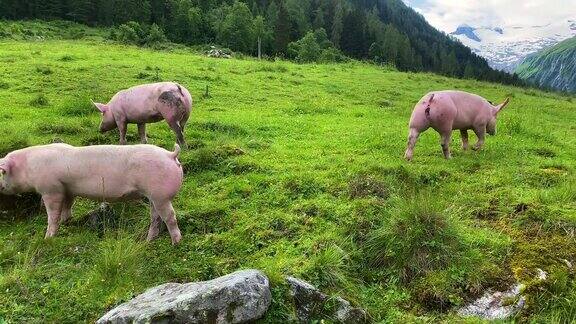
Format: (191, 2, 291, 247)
(0, 37, 575, 323)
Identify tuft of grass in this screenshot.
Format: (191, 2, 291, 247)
(0, 133, 30, 156)
(90, 236, 145, 285)
(59, 95, 96, 117)
(29, 94, 50, 107)
(348, 174, 390, 199)
(58, 55, 75, 62)
(196, 121, 248, 137)
(365, 196, 461, 281)
(36, 122, 84, 135)
(302, 244, 353, 291)
(35, 66, 53, 75)
(180, 145, 245, 173)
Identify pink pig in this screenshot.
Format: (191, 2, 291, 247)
(0, 144, 183, 244)
(404, 90, 510, 161)
(92, 82, 193, 147)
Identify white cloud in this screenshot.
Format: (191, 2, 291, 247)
(404, 0, 576, 33)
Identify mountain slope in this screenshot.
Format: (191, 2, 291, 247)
(451, 20, 576, 72)
(516, 36, 576, 93)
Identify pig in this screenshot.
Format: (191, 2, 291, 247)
(404, 90, 510, 161)
(0, 143, 183, 244)
(92, 82, 193, 147)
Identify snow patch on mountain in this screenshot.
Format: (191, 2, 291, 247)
(450, 20, 576, 73)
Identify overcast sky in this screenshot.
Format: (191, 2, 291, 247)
(403, 0, 576, 33)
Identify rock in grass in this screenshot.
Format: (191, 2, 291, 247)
(287, 276, 328, 322)
(97, 269, 271, 324)
(85, 203, 118, 236)
(286, 276, 368, 323)
(457, 284, 525, 320)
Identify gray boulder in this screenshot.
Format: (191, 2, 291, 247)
(97, 269, 271, 324)
(286, 276, 368, 323)
(457, 284, 525, 320)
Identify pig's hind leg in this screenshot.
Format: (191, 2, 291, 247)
(42, 193, 65, 238)
(146, 201, 163, 241)
(404, 128, 421, 161)
(460, 130, 469, 150)
(439, 129, 453, 159)
(151, 200, 182, 245)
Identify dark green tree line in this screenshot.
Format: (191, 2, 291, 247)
(0, 0, 523, 85)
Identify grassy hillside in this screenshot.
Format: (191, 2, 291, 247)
(516, 36, 576, 93)
(0, 39, 575, 323)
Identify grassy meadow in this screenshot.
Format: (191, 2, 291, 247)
(0, 32, 575, 322)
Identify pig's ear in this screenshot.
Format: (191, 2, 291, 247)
(495, 98, 510, 114)
(92, 100, 108, 113)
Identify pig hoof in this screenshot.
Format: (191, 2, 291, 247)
(171, 234, 182, 245)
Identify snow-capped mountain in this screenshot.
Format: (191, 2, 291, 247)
(450, 20, 576, 73)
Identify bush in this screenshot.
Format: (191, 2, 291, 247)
(113, 21, 168, 47)
(288, 28, 347, 63)
(146, 23, 167, 45)
(115, 21, 142, 45)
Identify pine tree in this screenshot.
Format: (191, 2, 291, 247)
(340, 8, 367, 58)
(330, 0, 343, 48)
(273, 0, 291, 54)
(313, 7, 325, 29)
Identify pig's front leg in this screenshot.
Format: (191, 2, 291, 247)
(404, 128, 420, 161)
(138, 123, 148, 144)
(460, 130, 469, 150)
(117, 119, 128, 145)
(153, 200, 182, 244)
(147, 201, 163, 241)
(472, 126, 486, 151)
(43, 194, 65, 238)
(440, 131, 452, 159)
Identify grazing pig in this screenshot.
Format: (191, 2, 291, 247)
(0, 144, 183, 244)
(92, 82, 193, 147)
(404, 90, 510, 161)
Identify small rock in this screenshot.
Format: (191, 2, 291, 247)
(97, 269, 271, 324)
(563, 259, 573, 270)
(458, 284, 525, 320)
(536, 268, 548, 281)
(286, 277, 368, 323)
(207, 46, 232, 59)
(286, 276, 327, 322)
(85, 203, 118, 236)
(334, 297, 369, 324)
